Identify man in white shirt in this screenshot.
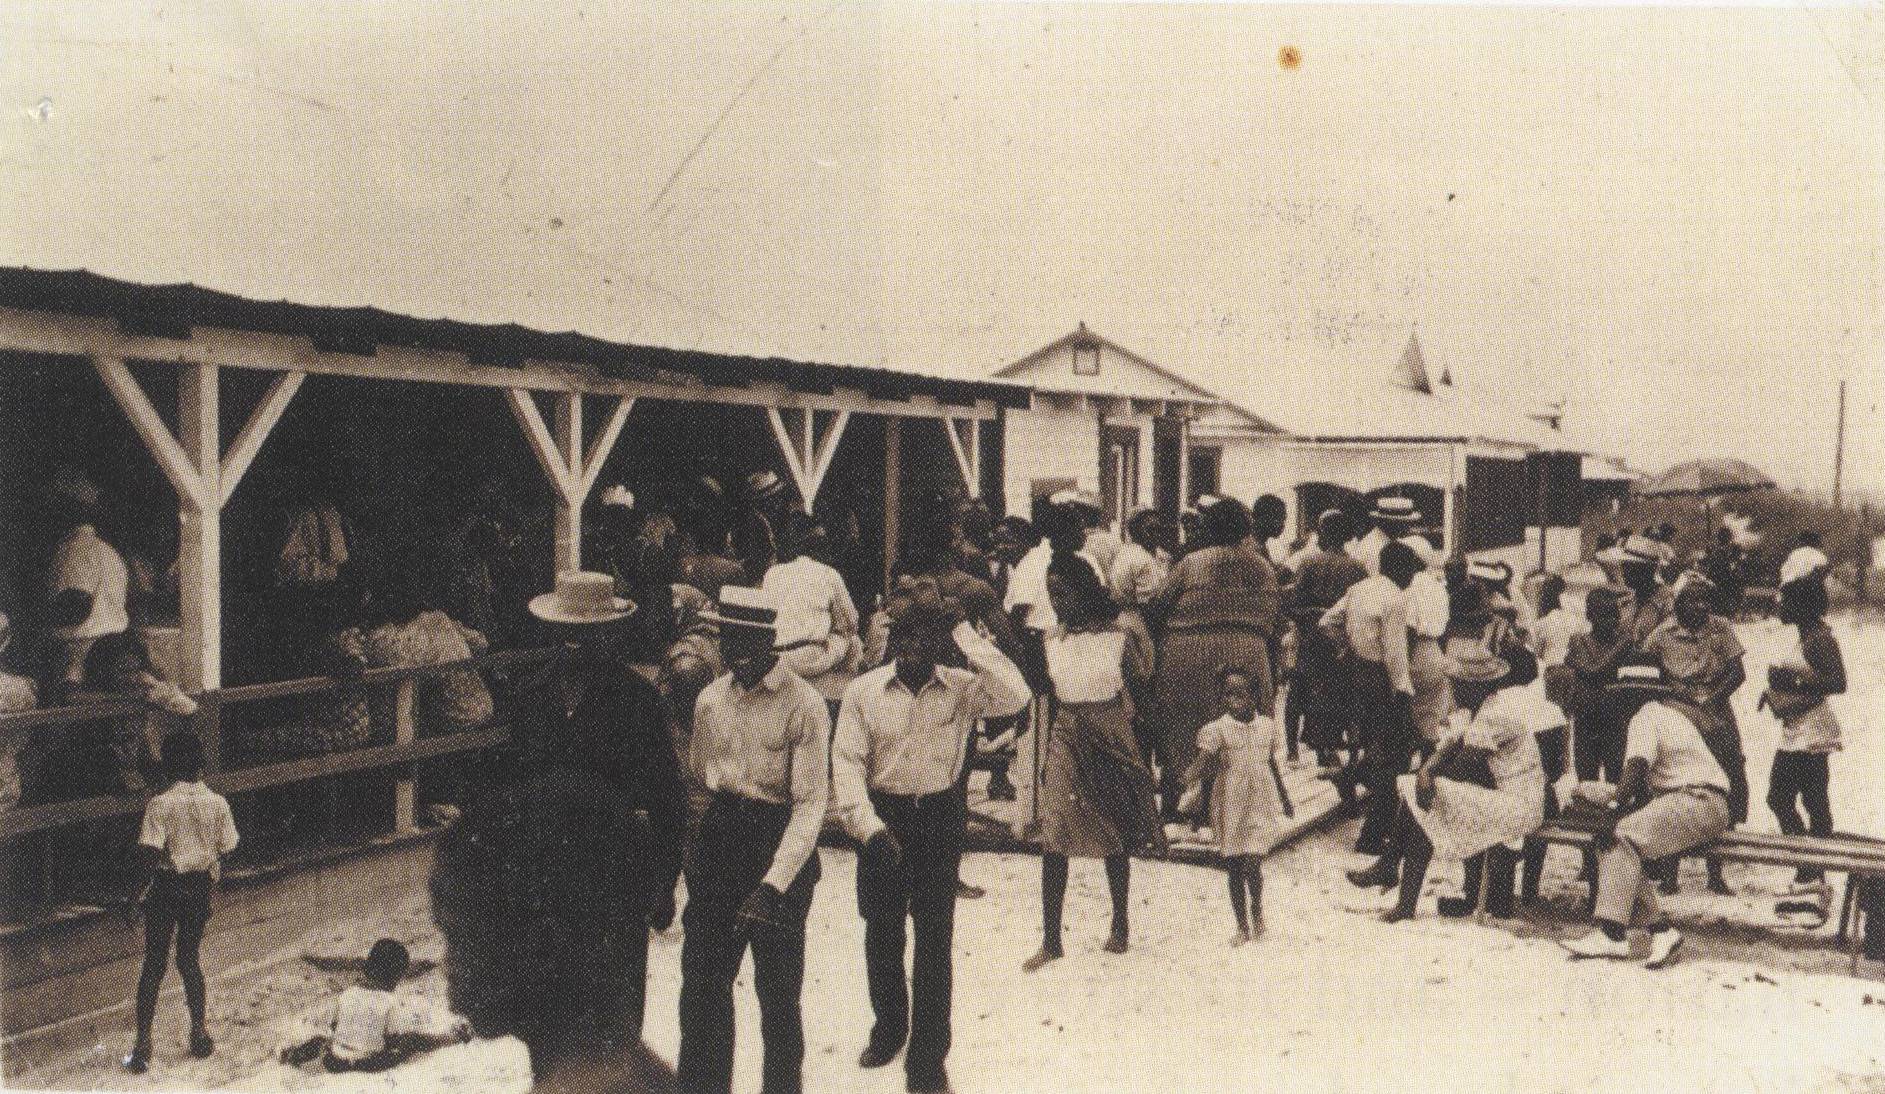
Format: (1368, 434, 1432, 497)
(761, 511, 862, 694)
(45, 471, 130, 690)
(833, 585, 1029, 1094)
(1562, 666, 1732, 968)
(1350, 496, 1420, 575)
(1321, 541, 1423, 853)
(680, 587, 830, 1094)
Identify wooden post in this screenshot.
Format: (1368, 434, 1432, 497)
(177, 365, 220, 700)
(883, 416, 901, 590)
(553, 392, 582, 573)
(393, 678, 417, 833)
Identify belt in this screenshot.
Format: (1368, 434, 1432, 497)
(708, 789, 789, 817)
(873, 786, 962, 812)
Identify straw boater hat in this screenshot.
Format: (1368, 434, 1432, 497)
(1370, 496, 1419, 524)
(529, 571, 636, 625)
(1608, 663, 1676, 695)
(1446, 648, 1512, 685)
(698, 585, 781, 638)
(598, 484, 635, 509)
(1465, 559, 1514, 585)
(1596, 533, 1666, 568)
(746, 470, 786, 503)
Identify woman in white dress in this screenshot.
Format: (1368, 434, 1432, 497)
(1346, 648, 1547, 922)
(1023, 548, 1165, 971)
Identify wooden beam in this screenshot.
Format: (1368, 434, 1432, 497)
(219, 370, 304, 506)
(0, 306, 999, 419)
(504, 388, 575, 501)
(765, 406, 814, 504)
(804, 410, 851, 507)
(883, 417, 901, 590)
(578, 396, 635, 499)
(552, 393, 582, 572)
(177, 364, 220, 696)
(91, 356, 208, 510)
(943, 417, 977, 492)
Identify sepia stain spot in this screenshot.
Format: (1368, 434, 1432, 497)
(33, 96, 52, 121)
(1278, 46, 1302, 70)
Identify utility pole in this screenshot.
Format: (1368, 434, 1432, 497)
(1834, 379, 1847, 510)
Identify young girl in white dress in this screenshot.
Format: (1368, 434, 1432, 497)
(1182, 667, 1294, 944)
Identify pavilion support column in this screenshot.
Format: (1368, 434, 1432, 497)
(507, 389, 636, 577)
(883, 416, 901, 591)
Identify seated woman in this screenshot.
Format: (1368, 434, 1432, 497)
(1346, 647, 1547, 923)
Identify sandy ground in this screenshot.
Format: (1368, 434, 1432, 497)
(24, 613, 1885, 1093)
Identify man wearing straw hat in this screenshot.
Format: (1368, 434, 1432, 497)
(512, 571, 687, 1038)
(832, 575, 1029, 1094)
(1560, 664, 1732, 968)
(677, 586, 829, 1094)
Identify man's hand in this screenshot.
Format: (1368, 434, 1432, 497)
(733, 883, 786, 944)
(1415, 770, 1437, 811)
(648, 888, 677, 932)
(862, 829, 902, 875)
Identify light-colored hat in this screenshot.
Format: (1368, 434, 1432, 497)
(529, 571, 636, 625)
(1466, 559, 1513, 585)
(698, 585, 780, 634)
(47, 464, 101, 509)
(1610, 663, 1675, 692)
(599, 484, 635, 509)
(746, 470, 786, 503)
(1370, 496, 1419, 523)
(1446, 648, 1512, 684)
(1401, 533, 1442, 568)
(1192, 493, 1224, 511)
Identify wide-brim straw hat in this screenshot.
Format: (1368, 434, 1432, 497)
(529, 571, 636, 625)
(1466, 559, 1514, 585)
(1608, 663, 1677, 694)
(1370, 496, 1419, 523)
(1446, 649, 1512, 685)
(746, 471, 786, 503)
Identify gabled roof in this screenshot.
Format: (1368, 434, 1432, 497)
(0, 267, 1033, 410)
(993, 324, 1223, 406)
(1201, 328, 1576, 452)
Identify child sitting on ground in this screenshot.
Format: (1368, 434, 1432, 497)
(1181, 667, 1294, 945)
(280, 938, 471, 1073)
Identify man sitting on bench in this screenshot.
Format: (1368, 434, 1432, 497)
(1561, 664, 1733, 969)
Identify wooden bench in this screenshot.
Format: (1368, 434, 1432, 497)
(1524, 820, 1885, 973)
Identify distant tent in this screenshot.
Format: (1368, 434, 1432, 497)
(1391, 331, 1433, 394)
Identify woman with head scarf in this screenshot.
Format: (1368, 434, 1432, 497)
(1142, 498, 1280, 827)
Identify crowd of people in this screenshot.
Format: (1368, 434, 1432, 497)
(10, 461, 1852, 1092)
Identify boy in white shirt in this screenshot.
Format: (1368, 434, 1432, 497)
(123, 731, 237, 1073)
(281, 939, 471, 1072)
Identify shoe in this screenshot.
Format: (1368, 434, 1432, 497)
(1436, 895, 1476, 919)
(189, 1030, 215, 1059)
(1644, 929, 1684, 969)
(1346, 860, 1399, 892)
(859, 1040, 904, 1069)
(907, 1066, 952, 1093)
(1228, 929, 1250, 947)
(956, 879, 986, 900)
(1379, 904, 1417, 924)
(122, 1048, 150, 1075)
(1021, 946, 1062, 972)
(1103, 929, 1129, 954)
(1560, 930, 1632, 960)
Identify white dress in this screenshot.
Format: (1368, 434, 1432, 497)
(1398, 690, 1546, 861)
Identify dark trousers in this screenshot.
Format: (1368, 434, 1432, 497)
(857, 790, 965, 1082)
(1354, 663, 1414, 851)
(1573, 712, 1625, 783)
(1769, 750, 1833, 882)
(135, 871, 212, 1044)
(678, 794, 820, 1094)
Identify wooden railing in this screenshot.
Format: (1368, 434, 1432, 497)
(0, 646, 558, 843)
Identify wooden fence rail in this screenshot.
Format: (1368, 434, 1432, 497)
(0, 646, 558, 843)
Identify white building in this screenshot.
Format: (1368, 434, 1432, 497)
(1189, 330, 1587, 573)
(993, 324, 1222, 528)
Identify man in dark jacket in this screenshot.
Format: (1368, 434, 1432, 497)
(511, 571, 687, 1039)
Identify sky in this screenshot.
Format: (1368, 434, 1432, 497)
(1, 1, 1879, 494)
